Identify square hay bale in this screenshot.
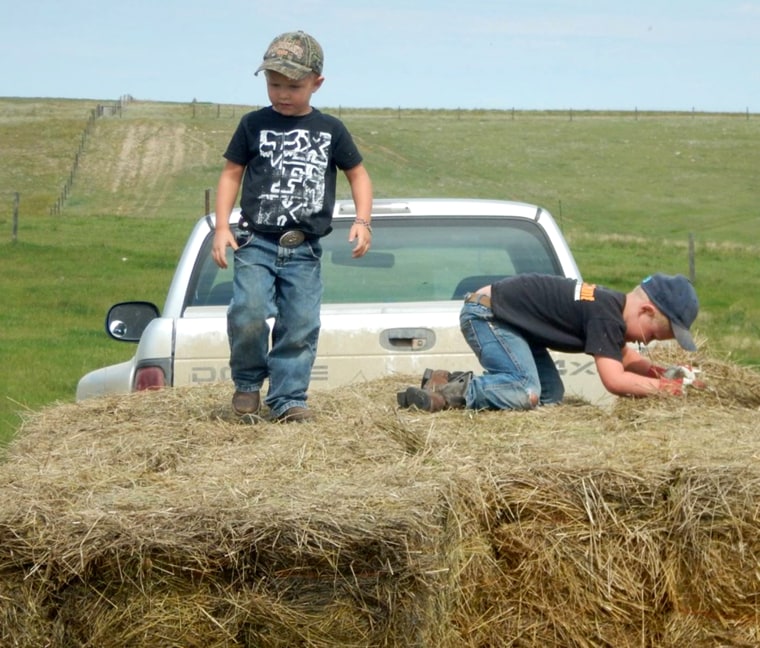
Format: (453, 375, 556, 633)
(465, 462, 760, 648)
(0, 382, 490, 647)
(2, 352, 760, 646)
(414, 353, 760, 647)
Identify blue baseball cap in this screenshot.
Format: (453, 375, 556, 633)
(640, 273, 699, 351)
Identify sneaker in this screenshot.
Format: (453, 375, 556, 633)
(276, 406, 315, 423)
(232, 390, 260, 416)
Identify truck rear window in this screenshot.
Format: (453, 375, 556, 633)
(188, 217, 562, 306)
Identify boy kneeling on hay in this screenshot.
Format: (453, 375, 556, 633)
(398, 273, 705, 412)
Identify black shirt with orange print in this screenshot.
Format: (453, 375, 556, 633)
(489, 273, 627, 360)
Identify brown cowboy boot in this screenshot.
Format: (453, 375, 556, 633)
(232, 390, 261, 416)
(419, 368, 469, 390)
(420, 368, 452, 390)
(398, 372, 472, 411)
(435, 371, 472, 408)
(397, 386, 447, 412)
(399, 368, 452, 408)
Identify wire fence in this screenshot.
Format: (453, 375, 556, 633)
(48, 95, 133, 216)
(3, 99, 755, 243)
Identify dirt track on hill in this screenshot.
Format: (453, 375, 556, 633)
(74, 117, 216, 217)
(110, 123, 188, 194)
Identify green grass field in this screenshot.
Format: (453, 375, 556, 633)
(1, 97, 759, 444)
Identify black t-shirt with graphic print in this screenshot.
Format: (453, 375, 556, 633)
(223, 106, 363, 238)
(489, 274, 627, 361)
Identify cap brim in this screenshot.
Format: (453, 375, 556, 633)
(255, 60, 312, 80)
(672, 322, 697, 351)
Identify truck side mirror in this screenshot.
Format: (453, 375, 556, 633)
(106, 302, 160, 342)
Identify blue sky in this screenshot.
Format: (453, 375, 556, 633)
(3, 0, 759, 112)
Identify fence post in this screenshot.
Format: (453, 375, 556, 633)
(12, 192, 19, 242)
(688, 233, 695, 283)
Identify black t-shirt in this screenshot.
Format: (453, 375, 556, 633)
(223, 107, 363, 237)
(489, 274, 627, 361)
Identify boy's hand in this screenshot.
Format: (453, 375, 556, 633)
(647, 365, 704, 388)
(211, 228, 238, 269)
(659, 377, 686, 396)
(659, 370, 707, 395)
(646, 364, 668, 378)
(663, 365, 699, 384)
(663, 365, 706, 389)
(349, 223, 372, 258)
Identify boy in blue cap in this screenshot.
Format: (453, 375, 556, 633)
(399, 273, 703, 412)
(212, 31, 373, 422)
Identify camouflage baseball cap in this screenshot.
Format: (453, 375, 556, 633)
(255, 31, 324, 80)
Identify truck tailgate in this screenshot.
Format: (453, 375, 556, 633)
(174, 302, 607, 404)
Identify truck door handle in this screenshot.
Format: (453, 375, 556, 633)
(380, 328, 436, 351)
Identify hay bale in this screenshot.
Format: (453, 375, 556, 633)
(0, 381, 484, 647)
(1, 349, 760, 646)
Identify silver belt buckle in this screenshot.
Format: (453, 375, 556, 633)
(278, 230, 305, 248)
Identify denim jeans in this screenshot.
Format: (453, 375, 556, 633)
(227, 232, 323, 417)
(460, 300, 565, 410)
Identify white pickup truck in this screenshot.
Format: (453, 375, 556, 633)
(76, 198, 607, 404)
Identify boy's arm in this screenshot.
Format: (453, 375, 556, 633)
(621, 344, 706, 390)
(212, 161, 245, 269)
(343, 163, 373, 258)
(594, 353, 670, 397)
(620, 344, 666, 377)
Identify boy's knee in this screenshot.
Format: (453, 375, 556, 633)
(508, 390, 539, 411)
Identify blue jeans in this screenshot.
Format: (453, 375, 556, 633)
(460, 300, 565, 410)
(227, 232, 323, 417)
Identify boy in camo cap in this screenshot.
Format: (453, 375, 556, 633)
(255, 30, 325, 80)
(212, 31, 373, 423)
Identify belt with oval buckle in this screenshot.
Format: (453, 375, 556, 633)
(278, 230, 305, 248)
(465, 292, 492, 309)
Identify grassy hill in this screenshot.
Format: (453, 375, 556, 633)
(1, 97, 759, 442)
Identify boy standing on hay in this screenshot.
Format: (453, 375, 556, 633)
(211, 31, 373, 423)
(398, 273, 704, 412)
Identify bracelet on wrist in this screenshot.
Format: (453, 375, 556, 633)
(354, 218, 372, 234)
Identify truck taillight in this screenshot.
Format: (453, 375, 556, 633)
(134, 367, 166, 391)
